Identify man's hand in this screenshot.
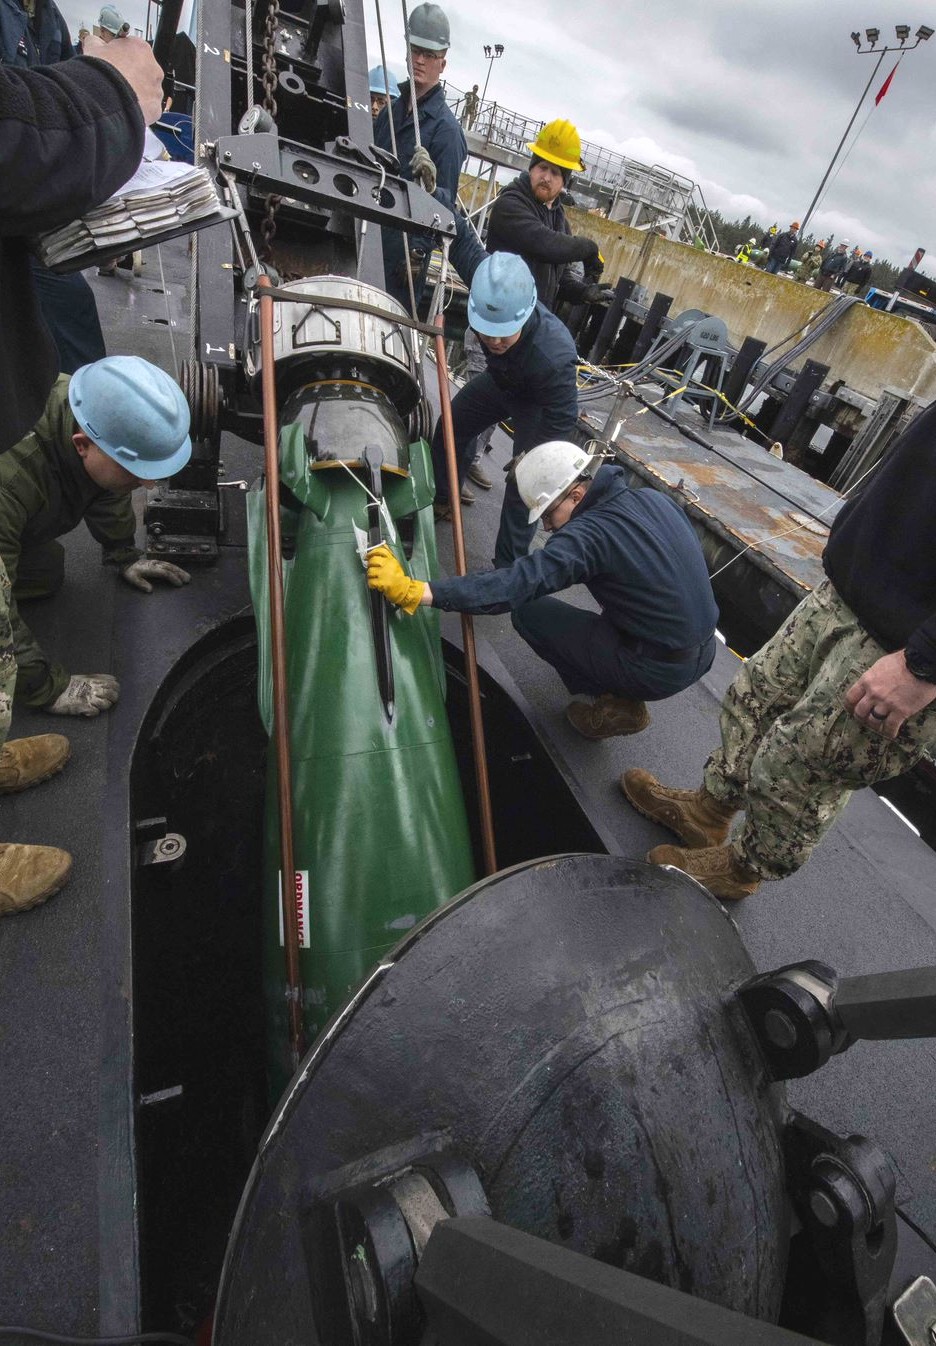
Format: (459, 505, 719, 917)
(83, 34, 165, 127)
(582, 283, 615, 305)
(366, 544, 426, 614)
(582, 242, 604, 282)
(844, 649, 936, 740)
(410, 147, 437, 194)
(121, 559, 191, 593)
(46, 674, 119, 717)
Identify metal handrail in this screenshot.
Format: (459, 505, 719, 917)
(443, 80, 719, 249)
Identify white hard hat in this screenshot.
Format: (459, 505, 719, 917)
(515, 440, 597, 523)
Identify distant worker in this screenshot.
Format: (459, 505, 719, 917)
(368, 441, 718, 739)
(96, 3, 129, 39)
(367, 64, 399, 119)
(373, 2, 466, 309)
(434, 237, 579, 567)
(844, 250, 873, 296)
(765, 221, 799, 275)
(620, 399, 936, 901)
(461, 82, 479, 129)
(816, 240, 849, 292)
(756, 224, 778, 265)
(484, 118, 613, 314)
(735, 236, 757, 265)
(0, 357, 192, 723)
(796, 238, 826, 285)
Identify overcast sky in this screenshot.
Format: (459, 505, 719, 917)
(58, 0, 936, 274)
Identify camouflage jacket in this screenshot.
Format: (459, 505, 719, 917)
(0, 374, 139, 704)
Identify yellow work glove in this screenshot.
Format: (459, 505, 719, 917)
(366, 544, 426, 615)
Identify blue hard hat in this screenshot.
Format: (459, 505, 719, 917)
(467, 253, 537, 337)
(368, 65, 400, 97)
(68, 356, 192, 479)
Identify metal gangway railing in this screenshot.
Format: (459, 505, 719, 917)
(445, 83, 720, 252)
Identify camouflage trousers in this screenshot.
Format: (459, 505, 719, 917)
(703, 580, 936, 880)
(0, 557, 15, 751)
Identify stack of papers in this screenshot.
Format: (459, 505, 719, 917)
(33, 155, 228, 269)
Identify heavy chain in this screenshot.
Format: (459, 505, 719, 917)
(259, 0, 281, 261)
(260, 0, 279, 119)
(260, 195, 281, 260)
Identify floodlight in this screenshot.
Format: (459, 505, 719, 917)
(850, 30, 862, 45)
(917, 24, 934, 39)
(865, 26, 880, 43)
(895, 23, 911, 40)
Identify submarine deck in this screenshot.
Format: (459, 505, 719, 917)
(2, 239, 936, 1340)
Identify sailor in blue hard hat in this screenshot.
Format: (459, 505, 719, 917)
(368, 64, 400, 119)
(0, 356, 192, 723)
(431, 241, 581, 567)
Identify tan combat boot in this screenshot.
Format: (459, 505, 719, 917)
(566, 694, 651, 740)
(646, 842, 760, 901)
(619, 768, 737, 848)
(0, 734, 71, 794)
(0, 843, 73, 915)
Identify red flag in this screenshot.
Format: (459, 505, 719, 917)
(875, 62, 899, 105)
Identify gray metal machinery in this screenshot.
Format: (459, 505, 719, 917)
(144, 0, 454, 561)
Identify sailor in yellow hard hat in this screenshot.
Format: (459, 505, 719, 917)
(484, 117, 613, 314)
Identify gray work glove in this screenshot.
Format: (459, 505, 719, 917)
(410, 146, 437, 195)
(582, 283, 615, 305)
(46, 674, 120, 717)
(121, 558, 192, 593)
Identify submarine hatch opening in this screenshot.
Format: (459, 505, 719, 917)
(130, 615, 609, 1335)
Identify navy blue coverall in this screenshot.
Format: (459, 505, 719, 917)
(373, 79, 466, 310)
(431, 464, 719, 700)
(435, 218, 579, 567)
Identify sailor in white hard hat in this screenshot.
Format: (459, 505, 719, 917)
(367, 440, 718, 740)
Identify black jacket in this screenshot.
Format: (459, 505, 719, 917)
(0, 58, 143, 451)
(431, 464, 719, 651)
(485, 172, 600, 312)
(844, 259, 872, 288)
(824, 400, 936, 677)
(820, 249, 849, 278)
(769, 229, 798, 266)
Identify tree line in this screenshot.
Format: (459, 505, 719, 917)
(709, 210, 904, 291)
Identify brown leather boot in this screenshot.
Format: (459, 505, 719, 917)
(646, 842, 760, 901)
(566, 693, 651, 740)
(0, 734, 71, 794)
(0, 843, 73, 915)
(619, 768, 737, 848)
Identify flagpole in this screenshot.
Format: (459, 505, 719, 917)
(800, 49, 886, 239)
(801, 25, 933, 240)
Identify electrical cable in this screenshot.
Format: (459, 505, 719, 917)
(0, 1328, 193, 1345)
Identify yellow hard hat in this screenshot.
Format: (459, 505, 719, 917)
(527, 119, 585, 173)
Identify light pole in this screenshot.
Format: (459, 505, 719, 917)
(479, 42, 505, 108)
(800, 24, 933, 238)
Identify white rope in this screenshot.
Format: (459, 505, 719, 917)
(707, 456, 883, 581)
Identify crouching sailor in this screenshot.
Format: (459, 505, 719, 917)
(0, 355, 192, 718)
(368, 440, 718, 736)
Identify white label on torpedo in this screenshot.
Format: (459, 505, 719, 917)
(278, 870, 311, 949)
